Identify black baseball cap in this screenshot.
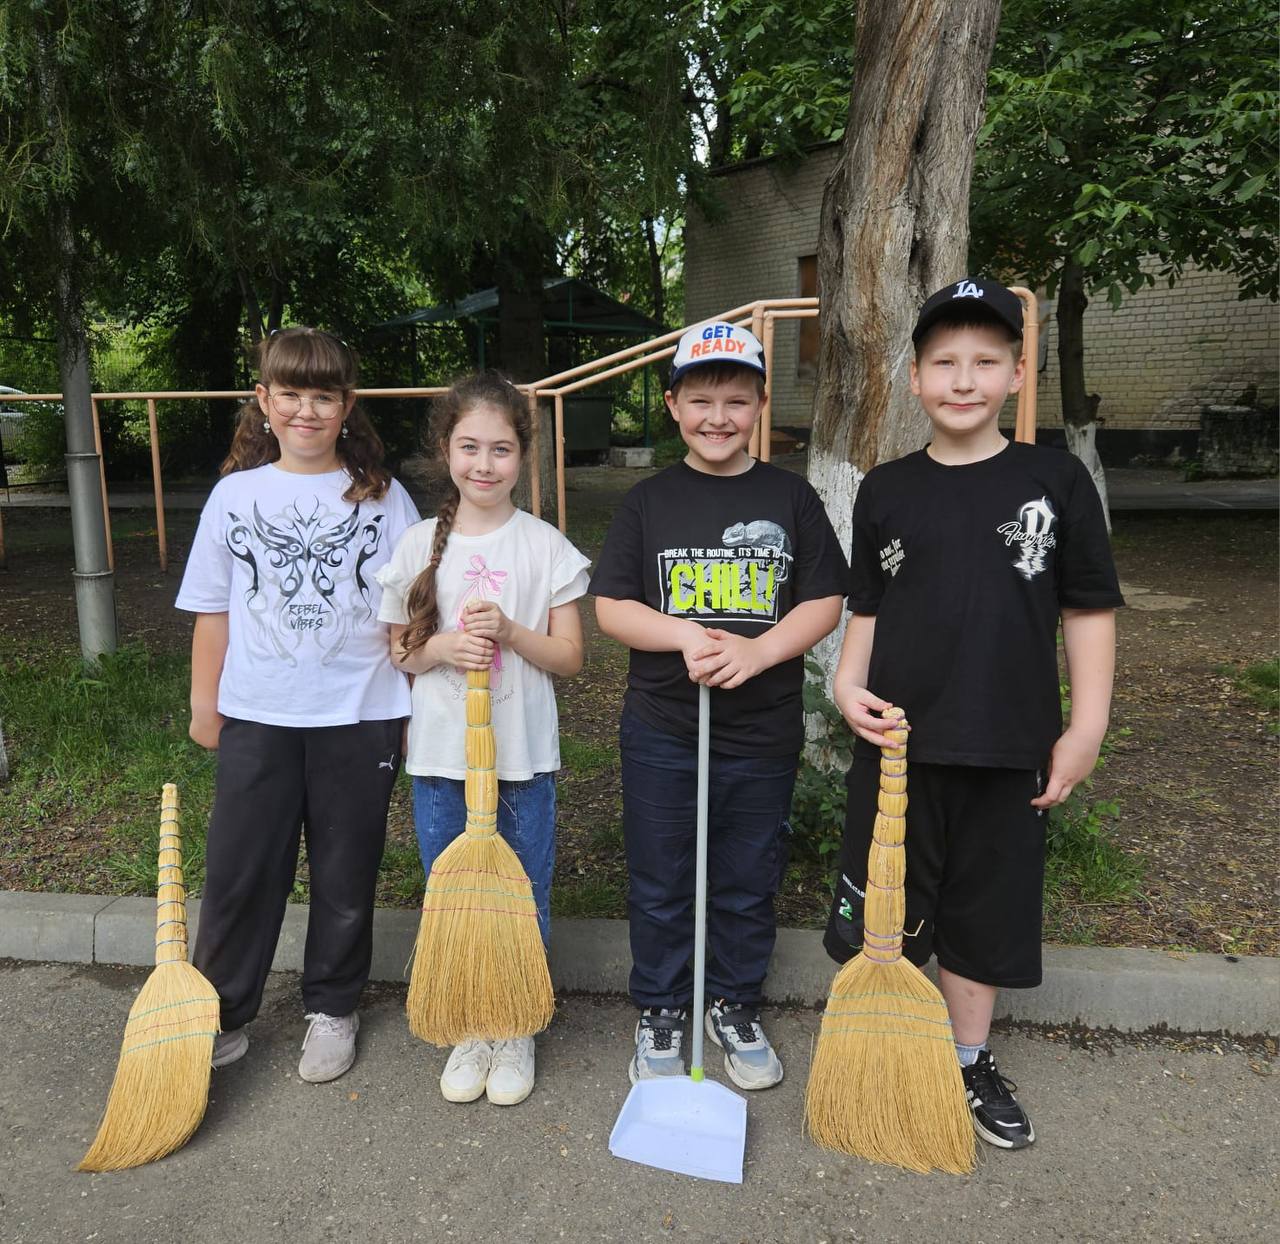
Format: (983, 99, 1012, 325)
(912, 277, 1024, 344)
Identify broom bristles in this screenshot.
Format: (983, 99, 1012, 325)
(78, 784, 219, 1172)
(805, 953, 975, 1175)
(406, 828, 554, 1044)
(804, 710, 975, 1175)
(77, 962, 219, 1171)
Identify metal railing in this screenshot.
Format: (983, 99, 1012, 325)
(0, 289, 1038, 567)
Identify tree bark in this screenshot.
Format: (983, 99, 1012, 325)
(35, 27, 117, 661)
(1057, 260, 1111, 526)
(644, 216, 665, 326)
(808, 0, 1002, 703)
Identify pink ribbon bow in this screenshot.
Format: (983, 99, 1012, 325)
(458, 554, 508, 676)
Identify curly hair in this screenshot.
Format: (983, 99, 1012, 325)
(399, 372, 531, 655)
(220, 327, 392, 502)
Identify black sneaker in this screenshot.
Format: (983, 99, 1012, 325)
(962, 1048, 1035, 1149)
(630, 1007, 687, 1084)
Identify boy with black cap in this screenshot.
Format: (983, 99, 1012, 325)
(591, 320, 847, 1089)
(825, 277, 1123, 1149)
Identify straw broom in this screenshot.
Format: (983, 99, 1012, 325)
(804, 709, 974, 1175)
(405, 668, 554, 1045)
(79, 784, 220, 1171)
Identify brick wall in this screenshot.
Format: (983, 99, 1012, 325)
(684, 146, 840, 433)
(685, 148, 1279, 436)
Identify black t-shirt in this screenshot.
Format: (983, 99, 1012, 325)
(849, 441, 1124, 768)
(590, 460, 848, 756)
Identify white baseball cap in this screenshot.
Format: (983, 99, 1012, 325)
(669, 320, 767, 387)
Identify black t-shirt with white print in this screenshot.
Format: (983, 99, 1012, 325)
(590, 460, 848, 757)
(848, 441, 1124, 769)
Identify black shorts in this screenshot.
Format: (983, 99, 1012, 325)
(823, 756, 1047, 988)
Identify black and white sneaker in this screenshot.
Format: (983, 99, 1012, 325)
(705, 999, 783, 1090)
(962, 1048, 1035, 1149)
(630, 1008, 687, 1084)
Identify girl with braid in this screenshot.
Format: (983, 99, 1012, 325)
(377, 372, 589, 1106)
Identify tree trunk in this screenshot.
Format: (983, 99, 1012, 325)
(35, 27, 117, 661)
(1057, 260, 1111, 527)
(644, 216, 665, 326)
(808, 0, 1002, 698)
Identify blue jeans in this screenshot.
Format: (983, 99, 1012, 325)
(619, 706, 797, 1009)
(412, 773, 557, 945)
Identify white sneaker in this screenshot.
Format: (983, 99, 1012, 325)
(705, 1000, 783, 1090)
(298, 1011, 359, 1083)
(485, 1036, 535, 1106)
(440, 1039, 493, 1103)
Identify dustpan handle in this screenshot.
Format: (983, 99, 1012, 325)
(690, 683, 710, 1081)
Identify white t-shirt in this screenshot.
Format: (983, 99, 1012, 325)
(176, 464, 420, 726)
(377, 508, 591, 780)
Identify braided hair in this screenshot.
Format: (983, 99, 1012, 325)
(399, 372, 530, 655)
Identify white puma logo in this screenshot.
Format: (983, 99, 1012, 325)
(378, 754, 396, 771)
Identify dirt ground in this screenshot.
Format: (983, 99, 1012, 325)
(0, 466, 1276, 955)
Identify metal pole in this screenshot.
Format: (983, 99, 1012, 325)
(90, 398, 113, 571)
(760, 312, 776, 463)
(147, 399, 168, 572)
(554, 393, 567, 535)
(748, 307, 765, 459)
(527, 389, 541, 520)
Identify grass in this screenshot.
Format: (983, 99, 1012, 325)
(1220, 657, 1279, 733)
(0, 641, 217, 893)
(559, 733, 616, 780)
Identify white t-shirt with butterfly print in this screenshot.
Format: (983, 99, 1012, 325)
(176, 463, 420, 726)
(376, 508, 591, 781)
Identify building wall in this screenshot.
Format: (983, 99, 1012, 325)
(684, 146, 840, 434)
(684, 148, 1279, 437)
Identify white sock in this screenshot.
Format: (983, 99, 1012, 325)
(955, 1040, 987, 1068)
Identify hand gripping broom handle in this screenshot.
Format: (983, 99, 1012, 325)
(861, 708, 909, 964)
(464, 669, 498, 839)
(155, 783, 188, 967)
(690, 683, 711, 1081)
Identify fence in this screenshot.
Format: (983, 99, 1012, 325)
(0, 291, 1038, 571)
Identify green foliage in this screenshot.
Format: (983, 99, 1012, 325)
(559, 733, 616, 780)
(974, 1, 1278, 305)
(1044, 790, 1142, 906)
(789, 658, 854, 870)
(1221, 657, 1280, 732)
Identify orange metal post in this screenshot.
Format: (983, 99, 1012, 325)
(526, 389, 542, 520)
(1009, 287, 1039, 444)
(760, 312, 777, 462)
(91, 398, 115, 572)
(147, 399, 168, 572)
(554, 393, 567, 535)
(748, 307, 766, 458)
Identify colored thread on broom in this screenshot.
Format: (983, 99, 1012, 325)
(422, 883, 537, 902)
(418, 904, 540, 918)
(124, 1012, 221, 1040)
(431, 866, 535, 883)
(823, 1008, 953, 1027)
(827, 990, 950, 1007)
(125, 998, 221, 1022)
(818, 1025, 956, 1043)
(122, 1030, 221, 1056)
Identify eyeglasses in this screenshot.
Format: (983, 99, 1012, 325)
(267, 390, 345, 419)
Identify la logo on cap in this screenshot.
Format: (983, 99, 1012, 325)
(953, 280, 984, 299)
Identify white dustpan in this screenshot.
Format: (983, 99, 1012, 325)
(609, 684, 748, 1184)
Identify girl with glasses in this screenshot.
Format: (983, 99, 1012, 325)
(176, 327, 420, 1084)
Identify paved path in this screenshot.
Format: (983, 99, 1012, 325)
(2, 962, 1275, 1244)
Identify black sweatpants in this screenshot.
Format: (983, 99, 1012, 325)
(194, 716, 401, 1029)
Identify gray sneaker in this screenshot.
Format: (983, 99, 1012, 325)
(629, 1008, 687, 1084)
(212, 1027, 248, 1069)
(705, 1000, 783, 1090)
(298, 1011, 359, 1083)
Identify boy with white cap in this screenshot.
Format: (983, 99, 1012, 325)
(826, 277, 1123, 1149)
(591, 320, 847, 1089)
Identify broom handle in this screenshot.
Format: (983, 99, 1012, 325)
(690, 683, 710, 1082)
(155, 783, 187, 967)
(464, 668, 498, 837)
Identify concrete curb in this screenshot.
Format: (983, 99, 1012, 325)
(2, 890, 1276, 1036)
